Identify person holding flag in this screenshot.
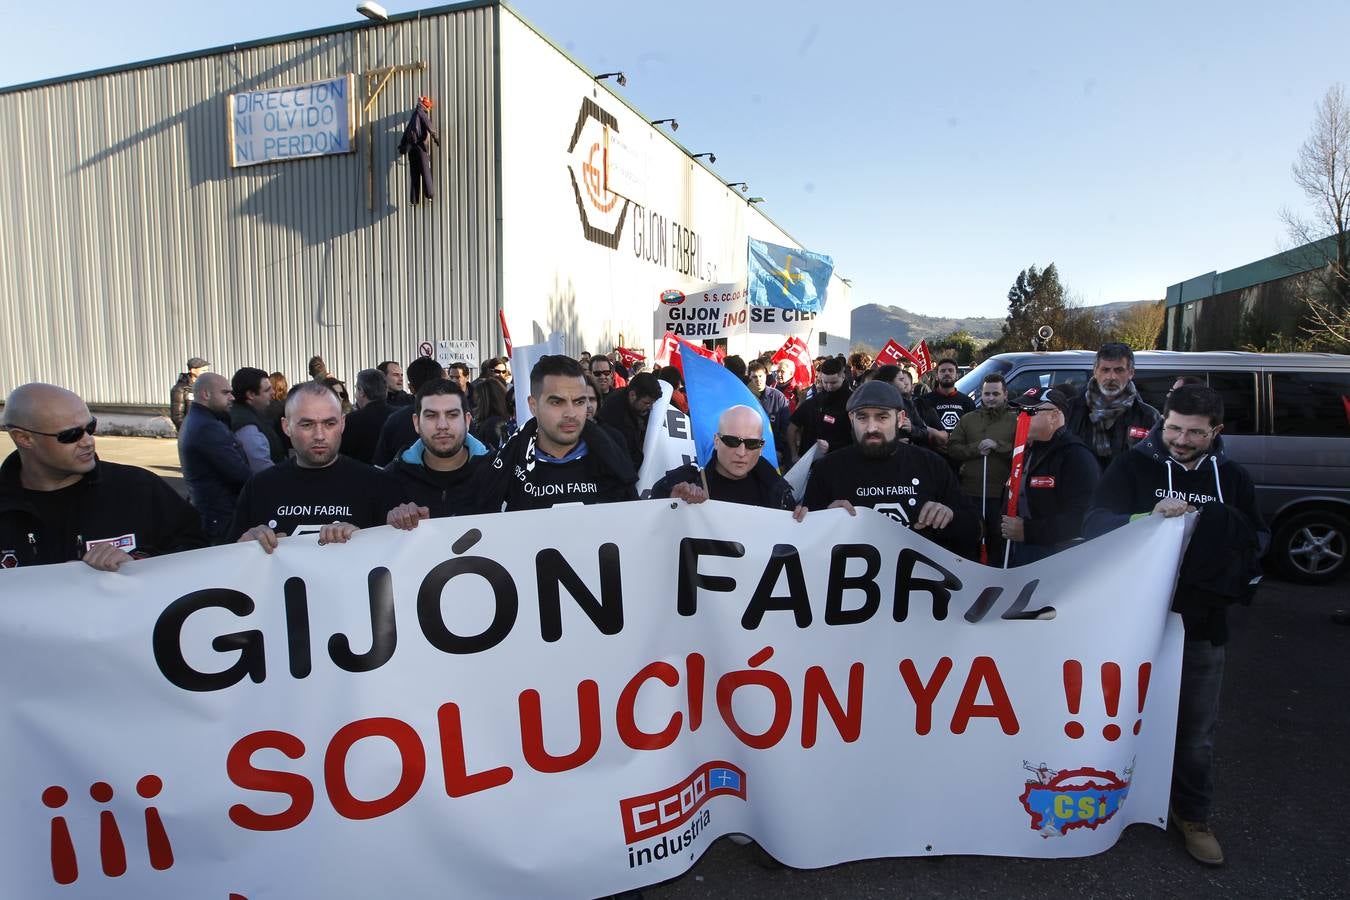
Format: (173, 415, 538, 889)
(794, 380, 979, 558)
(650, 405, 794, 510)
(998, 387, 1100, 565)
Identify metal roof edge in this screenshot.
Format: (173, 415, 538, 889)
(0, 0, 498, 95)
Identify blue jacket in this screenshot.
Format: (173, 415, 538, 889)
(178, 403, 252, 541)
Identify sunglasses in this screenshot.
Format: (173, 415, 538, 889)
(592, 369, 612, 376)
(491, 369, 508, 375)
(718, 434, 765, 450)
(16, 417, 98, 444)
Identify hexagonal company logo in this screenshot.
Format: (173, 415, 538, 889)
(566, 97, 630, 249)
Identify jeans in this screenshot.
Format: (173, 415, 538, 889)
(1172, 639, 1226, 821)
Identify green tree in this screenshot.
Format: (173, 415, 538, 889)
(929, 330, 981, 366)
(1111, 300, 1167, 350)
(1282, 84, 1350, 349)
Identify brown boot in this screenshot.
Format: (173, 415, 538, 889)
(1170, 807, 1224, 866)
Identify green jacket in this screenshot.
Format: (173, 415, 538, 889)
(946, 406, 1017, 498)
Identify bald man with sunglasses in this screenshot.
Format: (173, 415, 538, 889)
(650, 405, 795, 509)
(1, 383, 204, 571)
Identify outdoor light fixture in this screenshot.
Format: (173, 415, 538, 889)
(727, 182, 748, 192)
(692, 152, 716, 164)
(356, 1, 389, 21)
(748, 197, 765, 204)
(596, 72, 627, 86)
(651, 118, 678, 131)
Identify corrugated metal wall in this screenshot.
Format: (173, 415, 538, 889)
(0, 3, 499, 407)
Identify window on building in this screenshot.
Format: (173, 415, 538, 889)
(1271, 372, 1350, 437)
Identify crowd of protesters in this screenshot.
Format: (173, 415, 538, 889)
(0, 338, 1274, 871)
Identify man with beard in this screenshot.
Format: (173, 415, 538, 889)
(796, 381, 979, 557)
(916, 358, 975, 461)
(787, 356, 852, 465)
(228, 382, 404, 550)
(746, 361, 791, 467)
(478, 355, 638, 511)
(2, 383, 204, 570)
(1083, 385, 1266, 866)
(385, 380, 491, 525)
(1065, 342, 1160, 471)
(651, 405, 794, 509)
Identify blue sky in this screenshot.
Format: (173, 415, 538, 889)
(3, 1, 1345, 319)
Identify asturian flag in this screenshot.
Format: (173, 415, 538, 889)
(747, 238, 833, 313)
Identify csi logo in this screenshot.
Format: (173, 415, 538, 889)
(660, 290, 686, 306)
(619, 761, 746, 843)
(566, 97, 629, 250)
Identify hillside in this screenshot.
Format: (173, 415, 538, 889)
(850, 300, 1157, 350)
(850, 304, 1003, 350)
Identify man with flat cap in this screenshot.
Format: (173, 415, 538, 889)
(999, 386, 1100, 565)
(1, 383, 205, 570)
(796, 379, 979, 557)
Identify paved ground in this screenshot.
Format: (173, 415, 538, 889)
(9, 436, 1347, 897)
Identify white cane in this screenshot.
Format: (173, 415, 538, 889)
(980, 454, 989, 565)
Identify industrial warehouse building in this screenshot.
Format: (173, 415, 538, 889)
(0, 1, 850, 409)
(1164, 233, 1346, 351)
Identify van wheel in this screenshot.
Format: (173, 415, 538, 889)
(1273, 510, 1349, 584)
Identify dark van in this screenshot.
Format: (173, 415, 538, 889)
(956, 351, 1350, 583)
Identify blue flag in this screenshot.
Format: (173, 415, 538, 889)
(747, 237, 834, 313)
(680, 350, 777, 469)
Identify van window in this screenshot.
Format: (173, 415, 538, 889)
(1005, 368, 1090, 398)
(1132, 372, 1176, 412)
(1206, 371, 1258, 435)
(1271, 372, 1350, 437)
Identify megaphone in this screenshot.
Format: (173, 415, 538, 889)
(1037, 325, 1054, 341)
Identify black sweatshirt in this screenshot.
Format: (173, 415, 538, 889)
(803, 442, 981, 558)
(226, 456, 404, 541)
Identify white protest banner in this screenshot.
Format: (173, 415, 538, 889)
(511, 332, 565, 426)
(748, 305, 821, 336)
(0, 507, 1186, 899)
(653, 282, 747, 341)
(228, 75, 356, 167)
(635, 381, 697, 497)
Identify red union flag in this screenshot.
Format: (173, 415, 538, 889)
(911, 340, 934, 376)
(771, 336, 814, 389)
(498, 310, 513, 356)
(877, 338, 919, 369)
(655, 332, 680, 367)
(614, 347, 646, 368)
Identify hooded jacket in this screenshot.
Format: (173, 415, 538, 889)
(0, 452, 205, 568)
(477, 419, 638, 512)
(178, 403, 253, 541)
(1083, 424, 1268, 645)
(650, 458, 795, 510)
(382, 435, 490, 518)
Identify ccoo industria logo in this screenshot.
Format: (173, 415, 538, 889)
(619, 761, 746, 844)
(566, 97, 630, 249)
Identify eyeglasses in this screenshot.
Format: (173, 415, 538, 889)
(12, 417, 98, 444)
(1162, 423, 1216, 440)
(491, 369, 508, 376)
(718, 434, 765, 450)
